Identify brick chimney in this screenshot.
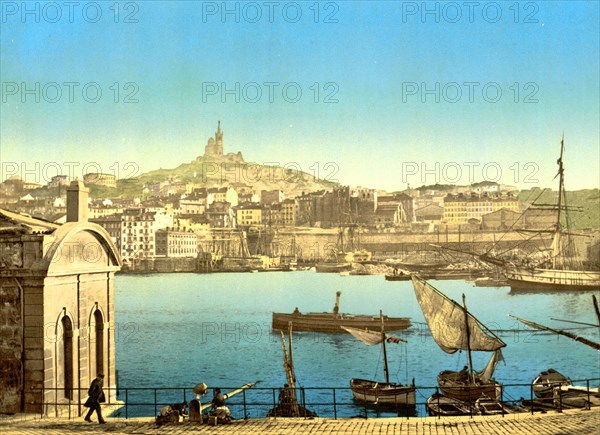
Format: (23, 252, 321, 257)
(66, 180, 89, 222)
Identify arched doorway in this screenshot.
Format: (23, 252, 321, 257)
(94, 310, 104, 377)
(61, 316, 73, 400)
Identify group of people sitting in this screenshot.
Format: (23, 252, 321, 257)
(156, 387, 231, 425)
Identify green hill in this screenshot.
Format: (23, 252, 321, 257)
(105, 155, 337, 199)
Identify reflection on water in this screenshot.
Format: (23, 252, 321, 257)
(114, 272, 600, 417)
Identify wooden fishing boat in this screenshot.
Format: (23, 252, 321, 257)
(532, 369, 572, 399)
(350, 378, 416, 407)
(412, 276, 506, 402)
(342, 312, 415, 408)
(266, 322, 317, 418)
(475, 394, 513, 415)
(554, 385, 600, 408)
(272, 292, 411, 333)
(384, 269, 411, 281)
(426, 392, 473, 416)
(315, 262, 352, 273)
(473, 277, 509, 287)
(437, 370, 503, 403)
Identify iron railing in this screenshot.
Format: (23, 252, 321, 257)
(28, 377, 599, 421)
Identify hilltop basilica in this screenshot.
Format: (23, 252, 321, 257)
(201, 121, 244, 162)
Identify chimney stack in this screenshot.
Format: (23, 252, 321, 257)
(66, 180, 89, 222)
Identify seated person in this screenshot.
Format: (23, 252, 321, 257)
(211, 388, 231, 420)
(457, 366, 469, 382)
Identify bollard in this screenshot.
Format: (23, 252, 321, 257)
(189, 399, 202, 422)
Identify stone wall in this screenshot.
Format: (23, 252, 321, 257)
(273, 229, 558, 261)
(0, 278, 22, 413)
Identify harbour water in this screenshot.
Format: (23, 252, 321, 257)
(114, 272, 599, 418)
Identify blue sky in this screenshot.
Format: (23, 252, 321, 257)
(1, 1, 599, 191)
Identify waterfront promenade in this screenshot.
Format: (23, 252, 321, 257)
(1, 409, 598, 435)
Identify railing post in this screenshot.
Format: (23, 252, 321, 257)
(587, 379, 591, 410)
(154, 388, 157, 417)
(125, 389, 128, 419)
(469, 393, 473, 419)
(530, 382, 534, 415)
(501, 385, 504, 418)
(558, 387, 563, 413)
(272, 388, 277, 418)
(243, 389, 247, 419)
(332, 388, 337, 420)
(301, 387, 306, 417)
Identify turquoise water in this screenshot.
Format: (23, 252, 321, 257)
(114, 272, 600, 417)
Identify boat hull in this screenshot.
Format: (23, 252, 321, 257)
(475, 396, 514, 415)
(272, 313, 411, 333)
(438, 372, 502, 402)
(426, 393, 473, 416)
(506, 267, 600, 291)
(532, 369, 572, 399)
(350, 378, 416, 407)
(384, 274, 411, 281)
(315, 263, 352, 273)
(555, 386, 600, 408)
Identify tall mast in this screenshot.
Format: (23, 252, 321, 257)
(380, 310, 390, 384)
(552, 136, 565, 268)
(462, 294, 474, 383)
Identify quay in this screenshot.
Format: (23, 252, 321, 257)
(1, 409, 599, 435)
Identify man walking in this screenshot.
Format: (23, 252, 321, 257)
(84, 373, 106, 424)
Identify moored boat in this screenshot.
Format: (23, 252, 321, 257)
(384, 268, 411, 281)
(437, 370, 503, 402)
(267, 323, 318, 418)
(473, 276, 509, 287)
(554, 385, 600, 408)
(350, 378, 416, 407)
(532, 369, 572, 399)
(485, 138, 600, 291)
(475, 394, 513, 415)
(426, 392, 473, 416)
(343, 312, 415, 408)
(412, 275, 506, 402)
(315, 262, 352, 273)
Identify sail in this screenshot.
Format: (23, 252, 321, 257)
(341, 326, 405, 346)
(412, 276, 506, 354)
(476, 349, 504, 383)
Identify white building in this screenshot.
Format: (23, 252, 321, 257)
(120, 208, 173, 264)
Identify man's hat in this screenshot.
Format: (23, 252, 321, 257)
(98, 373, 105, 378)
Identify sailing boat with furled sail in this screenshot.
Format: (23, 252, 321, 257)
(412, 275, 506, 402)
(342, 311, 416, 407)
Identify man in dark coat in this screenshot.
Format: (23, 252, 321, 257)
(84, 373, 106, 424)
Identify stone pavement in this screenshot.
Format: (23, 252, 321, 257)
(1, 409, 598, 435)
